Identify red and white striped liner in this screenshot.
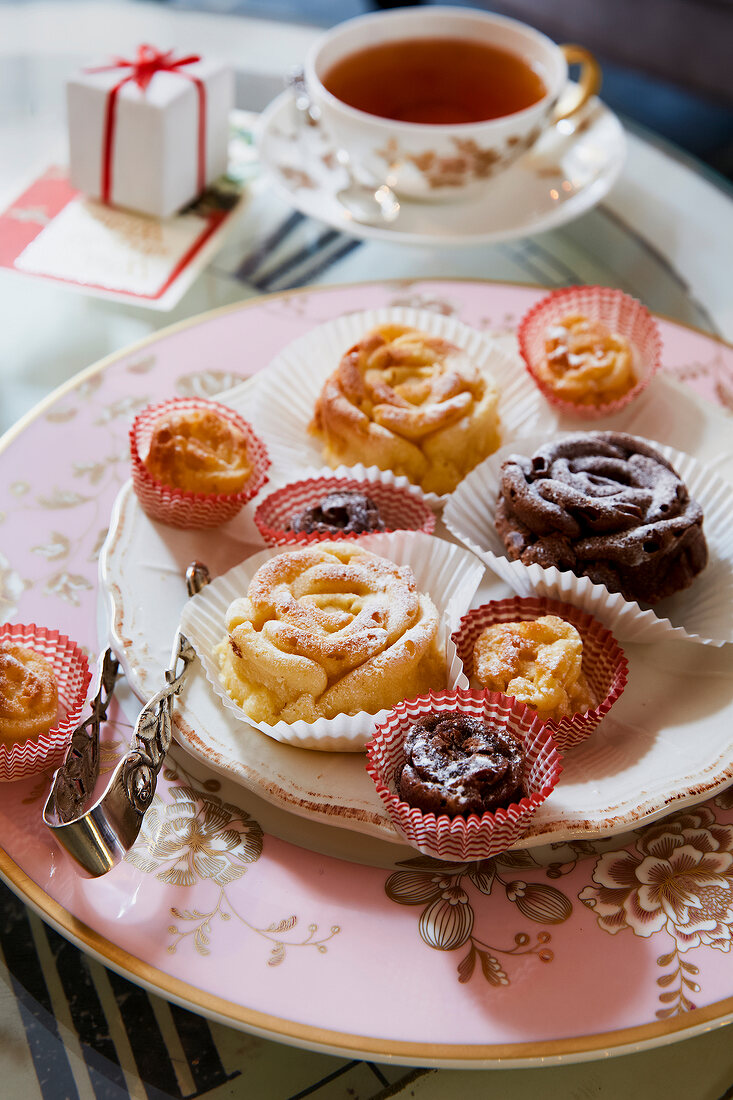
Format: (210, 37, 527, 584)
(0, 623, 92, 782)
(130, 397, 270, 529)
(366, 689, 562, 861)
(452, 596, 628, 752)
(517, 285, 661, 419)
(254, 473, 435, 547)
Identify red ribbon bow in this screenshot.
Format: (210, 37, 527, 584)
(87, 45, 207, 206)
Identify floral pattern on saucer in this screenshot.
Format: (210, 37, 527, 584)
(256, 92, 626, 245)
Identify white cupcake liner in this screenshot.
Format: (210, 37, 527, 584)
(266, 461, 436, 499)
(180, 531, 484, 751)
(226, 306, 556, 508)
(443, 432, 733, 646)
(254, 464, 435, 546)
(366, 690, 562, 860)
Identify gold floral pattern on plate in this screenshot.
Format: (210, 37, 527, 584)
(0, 551, 28, 619)
(126, 759, 340, 965)
(579, 806, 733, 1017)
(129, 784, 264, 888)
(176, 371, 248, 399)
(276, 165, 318, 191)
(386, 854, 572, 987)
(667, 348, 733, 413)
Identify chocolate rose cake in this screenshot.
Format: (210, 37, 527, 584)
(396, 711, 525, 817)
(495, 432, 708, 604)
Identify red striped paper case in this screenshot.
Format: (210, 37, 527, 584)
(366, 689, 562, 861)
(0, 623, 92, 782)
(452, 596, 628, 752)
(254, 473, 435, 547)
(517, 285, 661, 419)
(130, 397, 270, 529)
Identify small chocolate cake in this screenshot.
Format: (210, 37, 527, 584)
(288, 490, 386, 535)
(396, 711, 525, 817)
(495, 432, 708, 605)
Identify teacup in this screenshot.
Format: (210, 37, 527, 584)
(305, 6, 600, 202)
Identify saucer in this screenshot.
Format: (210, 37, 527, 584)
(256, 89, 626, 246)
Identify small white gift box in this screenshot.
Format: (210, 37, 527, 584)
(67, 45, 233, 218)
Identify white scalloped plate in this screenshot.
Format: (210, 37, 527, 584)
(238, 305, 556, 507)
(102, 478, 733, 850)
(443, 432, 733, 646)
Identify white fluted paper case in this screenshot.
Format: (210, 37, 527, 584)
(264, 461, 436, 500)
(443, 432, 733, 646)
(226, 306, 557, 508)
(179, 531, 484, 751)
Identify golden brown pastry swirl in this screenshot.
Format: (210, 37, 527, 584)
(473, 616, 597, 721)
(540, 314, 636, 405)
(311, 325, 501, 495)
(216, 542, 445, 723)
(0, 645, 59, 744)
(144, 407, 253, 495)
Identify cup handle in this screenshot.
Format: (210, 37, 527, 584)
(552, 45, 602, 123)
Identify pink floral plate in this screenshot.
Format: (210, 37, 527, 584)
(3, 280, 733, 1068)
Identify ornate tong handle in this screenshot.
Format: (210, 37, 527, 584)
(122, 632, 196, 816)
(43, 562, 210, 877)
(45, 647, 120, 826)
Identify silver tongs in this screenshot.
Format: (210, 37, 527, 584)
(43, 562, 210, 877)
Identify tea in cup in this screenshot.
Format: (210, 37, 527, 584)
(305, 7, 600, 201)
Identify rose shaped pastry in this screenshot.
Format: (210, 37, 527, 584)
(540, 314, 636, 405)
(473, 616, 597, 722)
(310, 324, 501, 495)
(216, 542, 445, 723)
(496, 432, 708, 604)
(396, 711, 525, 817)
